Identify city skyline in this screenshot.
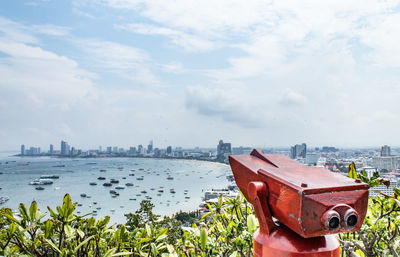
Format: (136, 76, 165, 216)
(2, 1, 400, 151)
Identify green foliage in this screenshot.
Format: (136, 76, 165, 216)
(0, 193, 256, 257)
(2, 173, 399, 257)
(340, 163, 400, 257)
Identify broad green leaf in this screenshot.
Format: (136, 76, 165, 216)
(73, 235, 95, 254)
(200, 227, 207, 251)
(103, 248, 116, 257)
(19, 203, 29, 221)
(9, 223, 16, 234)
(47, 206, 57, 219)
(76, 229, 84, 239)
(45, 220, 53, 238)
(348, 162, 357, 179)
(29, 201, 37, 222)
(247, 214, 258, 234)
(0, 212, 21, 226)
(145, 224, 151, 237)
(64, 224, 74, 238)
(112, 253, 134, 257)
(229, 251, 239, 257)
(45, 239, 62, 254)
(151, 243, 157, 256)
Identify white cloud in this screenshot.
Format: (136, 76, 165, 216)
(116, 23, 216, 52)
(77, 39, 159, 85)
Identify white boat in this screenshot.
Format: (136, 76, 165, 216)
(29, 179, 53, 185)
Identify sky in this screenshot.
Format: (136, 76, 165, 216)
(1, 0, 400, 151)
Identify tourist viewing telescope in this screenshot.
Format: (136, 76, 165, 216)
(229, 149, 369, 257)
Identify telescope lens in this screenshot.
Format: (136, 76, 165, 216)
(347, 214, 358, 227)
(328, 216, 340, 230)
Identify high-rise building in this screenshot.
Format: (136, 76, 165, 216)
(166, 146, 172, 154)
(290, 143, 307, 159)
(138, 145, 143, 155)
(373, 156, 399, 171)
(20, 145, 25, 155)
(128, 147, 136, 155)
(60, 140, 70, 156)
(106, 146, 112, 154)
(380, 145, 391, 157)
(49, 144, 54, 155)
(147, 140, 153, 153)
(217, 140, 231, 161)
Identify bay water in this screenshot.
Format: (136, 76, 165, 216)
(0, 154, 231, 224)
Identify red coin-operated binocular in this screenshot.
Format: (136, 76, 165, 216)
(229, 149, 369, 257)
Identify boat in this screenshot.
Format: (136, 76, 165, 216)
(29, 179, 53, 185)
(109, 190, 117, 194)
(129, 173, 135, 176)
(80, 193, 87, 197)
(93, 202, 97, 205)
(170, 189, 176, 194)
(122, 177, 126, 179)
(35, 186, 45, 190)
(97, 177, 106, 180)
(52, 164, 65, 167)
(115, 186, 125, 190)
(158, 189, 164, 193)
(141, 190, 147, 194)
(40, 175, 59, 179)
(139, 168, 144, 171)
(136, 177, 144, 180)
(118, 167, 124, 170)
(157, 194, 161, 196)
(89, 182, 97, 186)
(110, 179, 119, 184)
(150, 188, 155, 190)
(185, 196, 190, 199)
(129, 198, 136, 201)
(125, 183, 134, 186)
(100, 169, 106, 172)
(0, 196, 10, 204)
(167, 176, 174, 180)
(103, 183, 112, 187)
(145, 196, 152, 199)
(77, 203, 82, 206)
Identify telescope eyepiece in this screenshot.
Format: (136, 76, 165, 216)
(322, 210, 340, 231)
(344, 209, 359, 228)
(328, 216, 340, 230)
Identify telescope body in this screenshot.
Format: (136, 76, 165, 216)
(229, 149, 369, 239)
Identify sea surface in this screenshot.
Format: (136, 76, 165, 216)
(0, 154, 232, 224)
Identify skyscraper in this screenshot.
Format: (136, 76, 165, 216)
(147, 140, 153, 153)
(60, 140, 69, 156)
(290, 143, 307, 159)
(380, 145, 391, 157)
(20, 145, 25, 156)
(217, 140, 231, 162)
(49, 144, 54, 155)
